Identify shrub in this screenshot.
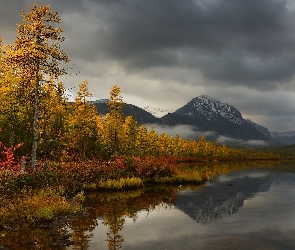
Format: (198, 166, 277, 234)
(0, 130, 24, 180)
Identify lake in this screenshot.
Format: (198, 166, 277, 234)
(1, 162, 295, 249)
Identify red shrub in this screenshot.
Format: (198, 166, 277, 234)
(0, 138, 24, 179)
(133, 156, 177, 178)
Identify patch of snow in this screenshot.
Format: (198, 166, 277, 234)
(271, 131, 295, 138)
(143, 106, 175, 118)
(93, 99, 109, 103)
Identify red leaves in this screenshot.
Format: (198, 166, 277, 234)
(132, 156, 177, 178)
(115, 157, 126, 169)
(0, 129, 25, 178)
(43, 155, 177, 188)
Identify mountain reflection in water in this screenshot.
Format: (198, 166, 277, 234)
(176, 171, 272, 223)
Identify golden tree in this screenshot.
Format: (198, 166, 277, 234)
(120, 115, 138, 155)
(38, 78, 70, 160)
(5, 3, 69, 170)
(108, 85, 124, 115)
(67, 79, 99, 159)
(146, 127, 160, 156)
(0, 38, 33, 157)
(105, 85, 124, 157)
(135, 125, 149, 156)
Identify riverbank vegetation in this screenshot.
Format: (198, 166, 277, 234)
(0, 3, 285, 227)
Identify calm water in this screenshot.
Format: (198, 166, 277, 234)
(1, 163, 295, 249)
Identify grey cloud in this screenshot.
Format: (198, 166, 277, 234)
(4, 0, 295, 88)
(146, 124, 197, 139)
(146, 124, 216, 139)
(83, 0, 295, 88)
(144, 124, 263, 146)
(0, 0, 27, 42)
(218, 136, 268, 147)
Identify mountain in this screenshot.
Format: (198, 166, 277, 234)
(247, 120, 295, 145)
(158, 95, 271, 142)
(270, 131, 295, 145)
(246, 120, 273, 138)
(92, 101, 158, 124)
(93, 99, 110, 104)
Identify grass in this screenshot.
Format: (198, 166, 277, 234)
(0, 187, 84, 227)
(155, 168, 204, 184)
(98, 177, 143, 189)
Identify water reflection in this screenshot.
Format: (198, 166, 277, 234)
(176, 170, 273, 223)
(0, 188, 176, 249)
(1, 163, 295, 249)
(65, 188, 177, 250)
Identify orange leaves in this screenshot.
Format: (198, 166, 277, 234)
(74, 79, 93, 105)
(2, 3, 70, 170)
(19, 3, 61, 38)
(7, 2, 69, 83)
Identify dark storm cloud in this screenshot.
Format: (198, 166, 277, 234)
(0, 0, 27, 41)
(3, 0, 295, 88)
(85, 0, 295, 88)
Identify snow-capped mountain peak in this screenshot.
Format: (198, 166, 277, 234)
(183, 95, 245, 125)
(143, 106, 175, 118)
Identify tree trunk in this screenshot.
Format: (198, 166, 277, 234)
(31, 66, 40, 171)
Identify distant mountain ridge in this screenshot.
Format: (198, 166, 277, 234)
(92, 102, 158, 124)
(246, 120, 295, 145)
(270, 131, 295, 145)
(91, 96, 294, 145)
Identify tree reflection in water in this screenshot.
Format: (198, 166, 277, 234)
(65, 188, 177, 250)
(104, 206, 125, 250)
(0, 188, 176, 249)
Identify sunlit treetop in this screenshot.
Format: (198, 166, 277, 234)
(108, 85, 124, 115)
(74, 79, 93, 105)
(7, 2, 69, 83)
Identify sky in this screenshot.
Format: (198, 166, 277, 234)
(1, 0, 295, 132)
